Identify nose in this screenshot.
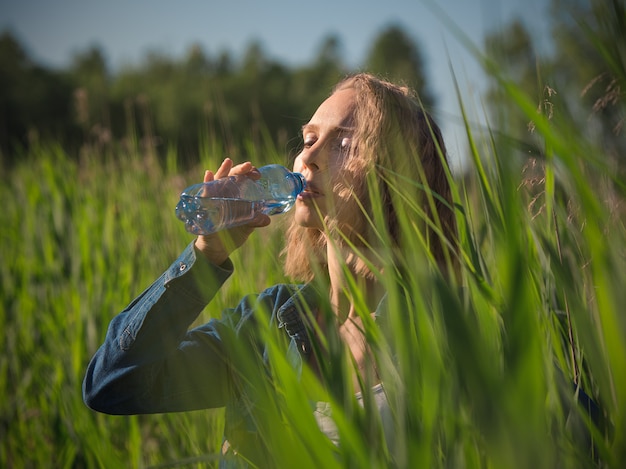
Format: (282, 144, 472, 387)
(297, 144, 327, 173)
(299, 156, 319, 173)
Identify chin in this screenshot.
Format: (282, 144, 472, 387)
(294, 207, 324, 230)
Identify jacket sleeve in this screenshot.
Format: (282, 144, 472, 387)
(83, 241, 239, 414)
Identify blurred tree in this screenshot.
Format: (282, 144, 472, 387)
(483, 0, 625, 169)
(549, 0, 625, 166)
(234, 40, 299, 161)
(68, 46, 111, 145)
(316, 35, 344, 69)
(483, 20, 546, 160)
(290, 34, 347, 130)
(215, 50, 234, 76)
(185, 43, 212, 76)
(364, 24, 435, 108)
(111, 50, 194, 157)
(0, 31, 30, 157)
(0, 30, 75, 165)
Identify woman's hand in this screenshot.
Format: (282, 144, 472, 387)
(194, 158, 271, 265)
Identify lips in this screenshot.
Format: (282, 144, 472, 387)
(298, 181, 322, 200)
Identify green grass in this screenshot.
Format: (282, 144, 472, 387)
(2, 82, 625, 467)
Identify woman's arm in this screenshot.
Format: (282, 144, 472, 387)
(84, 159, 274, 415)
(83, 242, 237, 414)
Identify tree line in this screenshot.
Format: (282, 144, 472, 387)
(0, 24, 433, 168)
(1, 0, 623, 173)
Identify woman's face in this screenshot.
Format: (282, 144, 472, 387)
(293, 87, 357, 230)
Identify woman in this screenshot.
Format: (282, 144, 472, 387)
(83, 73, 458, 467)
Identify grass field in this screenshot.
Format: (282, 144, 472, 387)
(2, 81, 625, 467)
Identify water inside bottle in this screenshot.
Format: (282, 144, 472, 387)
(177, 196, 251, 234)
(176, 195, 297, 235)
(176, 186, 296, 235)
(262, 198, 295, 215)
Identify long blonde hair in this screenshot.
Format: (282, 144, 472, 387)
(283, 73, 457, 281)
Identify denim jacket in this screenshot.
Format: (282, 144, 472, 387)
(83, 241, 324, 467)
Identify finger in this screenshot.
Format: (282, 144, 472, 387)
(248, 214, 271, 228)
(214, 158, 234, 179)
(203, 170, 214, 183)
(200, 170, 214, 197)
(229, 161, 253, 176)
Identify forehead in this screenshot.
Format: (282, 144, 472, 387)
(304, 88, 357, 132)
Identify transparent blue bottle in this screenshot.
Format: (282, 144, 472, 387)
(175, 164, 306, 235)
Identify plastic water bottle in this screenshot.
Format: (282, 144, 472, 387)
(175, 164, 306, 235)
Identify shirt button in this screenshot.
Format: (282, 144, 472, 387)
(179, 262, 187, 272)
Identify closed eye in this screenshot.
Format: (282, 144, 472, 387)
(302, 129, 317, 149)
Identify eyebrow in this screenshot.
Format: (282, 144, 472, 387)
(301, 124, 355, 134)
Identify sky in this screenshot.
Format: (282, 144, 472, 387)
(1, 0, 553, 169)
